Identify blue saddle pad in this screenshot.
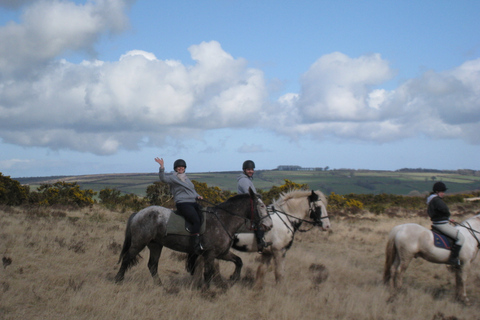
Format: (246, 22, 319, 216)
(432, 230, 453, 250)
(166, 210, 206, 236)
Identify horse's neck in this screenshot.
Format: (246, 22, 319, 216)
(275, 197, 308, 219)
(217, 201, 253, 230)
(462, 216, 480, 231)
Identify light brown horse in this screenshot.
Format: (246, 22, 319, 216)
(384, 214, 480, 303)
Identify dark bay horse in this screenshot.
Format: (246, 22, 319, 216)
(114, 188, 272, 287)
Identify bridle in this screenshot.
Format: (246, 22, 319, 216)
(270, 192, 329, 233)
(200, 194, 268, 241)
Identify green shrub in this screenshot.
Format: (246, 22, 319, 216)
(0, 173, 29, 205)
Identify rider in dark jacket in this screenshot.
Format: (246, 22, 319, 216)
(427, 181, 464, 267)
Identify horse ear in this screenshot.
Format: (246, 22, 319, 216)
(309, 190, 319, 202)
(248, 187, 255, 198)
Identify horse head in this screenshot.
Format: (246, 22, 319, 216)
(249, 187, 272, 231)
(308, 190, 331, 231)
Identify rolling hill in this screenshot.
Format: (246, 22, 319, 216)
(14, 169, 480, 197)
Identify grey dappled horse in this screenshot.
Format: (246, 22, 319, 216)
(115, 188, 272, 287)
(384, 214, 480, 303)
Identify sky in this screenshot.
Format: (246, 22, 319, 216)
(0, 0, 479, 178)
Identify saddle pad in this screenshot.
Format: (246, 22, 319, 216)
(166, 211, 206, 236)
(432, 230, 453, 250)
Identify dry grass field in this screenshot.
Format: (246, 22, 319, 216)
(2, 203, 480, 320)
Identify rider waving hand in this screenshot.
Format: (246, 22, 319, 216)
(155, 157, 204, 254)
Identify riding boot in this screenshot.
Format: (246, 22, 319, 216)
(448, 244, 462, 268)
(255, 229, 267, 253)
(192, 234, 204, 255)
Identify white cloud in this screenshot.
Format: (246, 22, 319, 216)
(0, 15, 268, 154)
(0, 0, 131, 77)
(271, 54, 480, 144)
(237, 143, 268, 153)
(1, 0, 480, 160)
(0, 158, 33, 169)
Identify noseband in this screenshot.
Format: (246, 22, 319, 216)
(308, 192, 328, 228)
(250, 197, 269, 230)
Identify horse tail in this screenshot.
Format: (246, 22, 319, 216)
(117, 212, 138, 265)
(383, 228, 397, 285)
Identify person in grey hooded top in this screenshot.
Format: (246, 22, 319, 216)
(237, 160, 267, 252)
(155, 157, 204, 254)
(237, 160, 257, 194)
(427, 181, 464, 267)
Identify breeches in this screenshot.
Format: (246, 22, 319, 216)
(176, 202, 202, 234)
(433, 223, 465, 246)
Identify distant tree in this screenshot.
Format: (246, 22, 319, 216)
(145, 181, 174, 207)
(99, 187, 148, 211)
(99, 188, 123, 209)
(33, 181, 95, 207)
(0, 173, 29, 205)
(192, 180, 234, 205)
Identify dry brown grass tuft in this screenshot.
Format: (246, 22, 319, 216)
(1, 204, 480, 319)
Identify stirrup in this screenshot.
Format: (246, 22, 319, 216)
(448, 258, 461, 268)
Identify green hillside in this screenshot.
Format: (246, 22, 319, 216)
(15, 169, 480, 197)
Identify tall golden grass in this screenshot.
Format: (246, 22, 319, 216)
(1, 204, 480, 320)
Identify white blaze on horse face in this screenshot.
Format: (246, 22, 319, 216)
(319, 201, 331, 231)
(257, 198, 273, 231)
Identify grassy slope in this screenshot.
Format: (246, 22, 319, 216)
(14, 169, 480, 197)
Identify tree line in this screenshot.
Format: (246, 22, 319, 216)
(1, 172, 479, 214)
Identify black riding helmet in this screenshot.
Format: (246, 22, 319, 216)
(173, 159, 187, 171)
(242, 160, 255, 170)
(433, 181, 447, 192)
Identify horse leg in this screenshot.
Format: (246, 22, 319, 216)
(254, 252, 273, 290)
(454, 267, 469, 304)
(217, 250, 243, 282)
(272, 249, 287, 284)
(203, 256, 217, 288)
(392, 255, 412, 289)
(147, 242, 163, 286)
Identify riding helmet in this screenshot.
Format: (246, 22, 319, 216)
(173, 159, 187, 170)
(242, 160, 255, 170)
(433, 181, 447, 192)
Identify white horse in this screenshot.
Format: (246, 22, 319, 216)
(383, 214, 480, 303)
(232, 189, 331, 288)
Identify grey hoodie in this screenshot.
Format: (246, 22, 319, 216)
(237, 172, 256, 194)
(159, 168, 200, 203)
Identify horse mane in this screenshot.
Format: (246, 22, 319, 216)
(272, 189, 327, 207)
(217, 193, 251, 209)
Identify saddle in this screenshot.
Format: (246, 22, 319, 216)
(431, 228, 454, 250)
(166, 210, 207, 236)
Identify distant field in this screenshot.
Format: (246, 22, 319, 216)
(15, 169, 480, 197)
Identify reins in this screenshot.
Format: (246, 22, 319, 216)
(198, 197, 266, 241)
(451, 220, 480, 248)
